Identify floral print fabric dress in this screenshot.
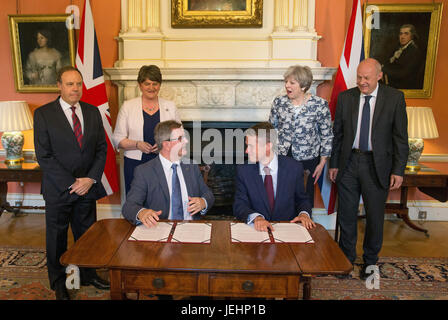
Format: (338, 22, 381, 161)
(269, 94, 333, 161)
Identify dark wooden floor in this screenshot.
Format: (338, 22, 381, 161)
(0, 211, 447, 258)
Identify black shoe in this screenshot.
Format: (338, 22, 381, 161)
(359, 264, 378, 281)
(55, 283, 70, 300)
(335, 273, 351, 279)
(81, 275, 110, 290)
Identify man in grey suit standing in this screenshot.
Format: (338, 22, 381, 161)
(329, 58, 408, 280)
(123, 120, 214, 227)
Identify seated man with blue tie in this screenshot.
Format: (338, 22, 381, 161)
(233, 122, 315, 231)
(122, 120, 214, 227)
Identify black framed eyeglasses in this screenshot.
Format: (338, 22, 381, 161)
(165, 135, 185, 143)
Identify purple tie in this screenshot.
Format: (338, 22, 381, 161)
(71, 106, 83, 148)
(264, 166, 275, 212)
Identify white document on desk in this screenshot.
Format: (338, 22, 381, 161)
(128, 222, 173, 242)
(171, 222, 212, 243)
(271, 223, 314, 243)
(230, 223, 271, 243)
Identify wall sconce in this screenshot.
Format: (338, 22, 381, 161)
(406, 107, 439, 172)
(0, 101, 33, 166)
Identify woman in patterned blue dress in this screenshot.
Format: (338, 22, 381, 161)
(269, 65, 333, 207)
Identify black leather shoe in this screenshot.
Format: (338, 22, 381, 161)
(359, 264, 378, 281)
(335, 273, 351, 279)
(55, 284, 70, 300)
(81, 275, 110, 290)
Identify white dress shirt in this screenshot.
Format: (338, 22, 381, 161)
(159, 154, 191, 220)
(352, 84, 379, 151)
(59, 97, 84, 134)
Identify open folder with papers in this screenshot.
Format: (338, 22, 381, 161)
(230, 222, 314, 243)
(128, 222, 212, 244)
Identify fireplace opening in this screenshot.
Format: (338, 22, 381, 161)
(183, 121, 257, 218)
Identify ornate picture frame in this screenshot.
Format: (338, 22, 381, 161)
(364, 3, 443, 98)
(8, 14, 76, 93)
(171, 0, 263, 28)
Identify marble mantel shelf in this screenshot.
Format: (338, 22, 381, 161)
(104, 67, 337, 122)
(103, 67, 337, 82)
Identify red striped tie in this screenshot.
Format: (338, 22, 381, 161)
(264, 166, 275, 212)
(71, 106, 83, 148)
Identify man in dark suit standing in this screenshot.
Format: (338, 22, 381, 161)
(34, 66, 110, 300)
(329, 58, 408, 280)
(233, 122, 315, 231)
(122, 120, 214, 228)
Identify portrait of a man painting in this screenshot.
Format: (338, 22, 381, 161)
(364, 4, 443, 98)
(369, 13, 430, 90)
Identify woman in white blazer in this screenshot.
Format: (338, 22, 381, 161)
(113, 65, 181, 193)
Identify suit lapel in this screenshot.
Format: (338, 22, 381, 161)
(154, 157, 170, 202)
(351, 89, 361, 139)
(372, 85, 386, 132)
(79, 103, 90, 150)
(53, 99, 81, 150)
(180, 162, 193, 197)
(273, 157, 287, 215)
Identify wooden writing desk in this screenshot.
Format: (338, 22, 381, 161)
(0, 159, 42, 217)
(61, 219, 352, 300)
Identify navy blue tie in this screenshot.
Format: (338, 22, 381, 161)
(359, 95, 372, 152)
(171, 163, 183, 220)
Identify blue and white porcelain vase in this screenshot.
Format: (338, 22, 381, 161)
(1, 131, 25, 165)
(406, 138, 424, 172)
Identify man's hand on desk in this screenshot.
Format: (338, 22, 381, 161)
(290, 213, 316, 230)
(138, 209, 162, 228)
(187, 197, 205, 215)
(253, 216, 274, 232)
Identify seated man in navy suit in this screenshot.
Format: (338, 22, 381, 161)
(233, 122, 315, 231)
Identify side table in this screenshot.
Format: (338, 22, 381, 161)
(334, 164, 448, 241)
(0, 159, 43, 217)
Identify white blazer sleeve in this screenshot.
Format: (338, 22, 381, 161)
(112, 101, 130, 149)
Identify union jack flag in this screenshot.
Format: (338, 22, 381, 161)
(76, 0, 119, 195)
(318, 0, 364, 214)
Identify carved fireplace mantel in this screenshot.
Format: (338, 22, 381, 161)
(104, 66, 336, 122)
